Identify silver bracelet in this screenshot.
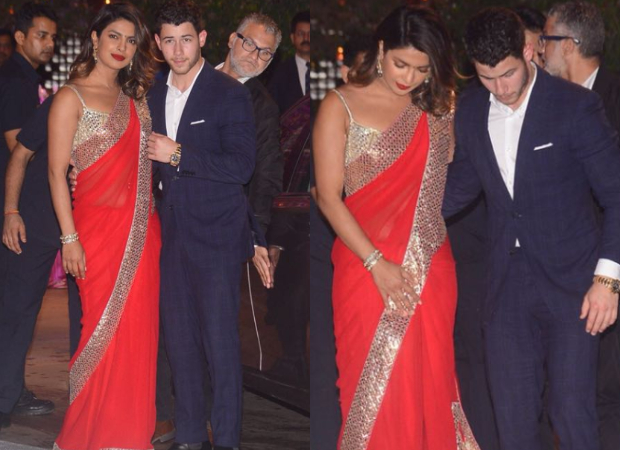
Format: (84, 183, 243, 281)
(363, 249, 383, 271)
(60, 232, 79, 245)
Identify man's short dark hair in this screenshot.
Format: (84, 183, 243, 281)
(291, 10, 309, 34)
(465, 7, 525, 67)
(155, 0, 203, 36)
(14, 2, 58, 36)
(514, 6, 546, 33)
(0, 28, 13, 43)
(549, 1, 605, 59)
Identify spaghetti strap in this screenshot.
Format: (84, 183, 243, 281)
(331, 89, 354, 123)
(64, 84, 87, 108)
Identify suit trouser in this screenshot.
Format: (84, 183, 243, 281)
(309, 248, 340, 450)
(453, 262, 500, 450)
(0, 238, 58, 413)
(160, 241, 243, 446)
(598, 319, 620, 450)
(484, 251, 599, 450)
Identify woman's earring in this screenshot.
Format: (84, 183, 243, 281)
(424, 77, 430, 85)
(93, 44, 98, 63)
(129, 60, 133, 72)
(376, 59, 383, 78)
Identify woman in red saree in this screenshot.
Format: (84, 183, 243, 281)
(48, 4, 159, 449)
(314, 6, 480, 450)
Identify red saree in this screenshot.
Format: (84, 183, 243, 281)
(332, 101, 479, 450)
(54, 92, 160, 450)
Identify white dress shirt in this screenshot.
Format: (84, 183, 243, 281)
(295, 54, 308, 96)
(581, 66, 599, 90)
(165, 58, 205, 142)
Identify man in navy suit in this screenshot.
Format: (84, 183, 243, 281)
(267, 10, 309, 115)
(146, 1, 256, 449)
(541, 3, 620, 448)
(443, 8, 620, 450)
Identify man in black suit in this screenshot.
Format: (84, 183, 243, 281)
(443, 8, 620, 450)
(268, 11, 309, 115)
(218, 13, 283, 238)
(147, 1, 256, 449)
(0, 29, 13, 67)
(0, 2, 57, 429)
(542, 3, 620, 448)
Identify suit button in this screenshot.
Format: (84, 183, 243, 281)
(512, 212, 522, 218)
(172, 176, 179, 181)
(168, 205, 174, 210)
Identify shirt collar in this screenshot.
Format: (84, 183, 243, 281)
(166, 58, 205, 98)
(581, 66, 600, 90)
(489, 62, 538, 117)
(11, 51, 41, 84)
(214, 62, 251, 84)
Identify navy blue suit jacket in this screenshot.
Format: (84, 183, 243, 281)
(149, 62, 257, 265)
(443, 67, 620, 313)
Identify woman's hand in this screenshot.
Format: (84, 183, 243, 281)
(62, 241, 86, 279)
(370, 259, 420, 315)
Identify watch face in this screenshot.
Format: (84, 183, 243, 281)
(171, 154, 180, 163)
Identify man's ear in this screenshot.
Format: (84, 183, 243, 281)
(154, 34, 162, 51)
(14, 30, 25, 47)
(227, 32, 236, 50)
(199, 29, 207, 47)
(523, 42, 534, 63)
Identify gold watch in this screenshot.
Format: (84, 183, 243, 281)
(593, 275, 620, 294)
(170, 144, 182, 167)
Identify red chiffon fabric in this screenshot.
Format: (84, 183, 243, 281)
(333, 114, 462, 449)
(55, 102, 161, 450)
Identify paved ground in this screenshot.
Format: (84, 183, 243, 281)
(0, 289, 309, 450)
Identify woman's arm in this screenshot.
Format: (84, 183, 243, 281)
(313, 92, 417, 313)
(48, 87, 86, 279)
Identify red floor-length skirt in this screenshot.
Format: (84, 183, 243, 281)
(55, 100, 161, 450)
(333, 114, 474, 449)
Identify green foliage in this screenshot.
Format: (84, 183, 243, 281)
(314, 0, 620, 73)
(0, 0, 307, 64)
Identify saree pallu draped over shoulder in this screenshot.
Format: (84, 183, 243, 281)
(332, 103, 479, 450)
(54, 93, 161, 450)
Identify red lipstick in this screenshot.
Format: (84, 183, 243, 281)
(396, 82, 410, 91)
(111, 54, 125, 61)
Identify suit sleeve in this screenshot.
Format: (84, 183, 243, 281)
(179, 87, 256, 184)
(248, 94, 283, 233)
(570, 91, 620, 266)
(442, 109, 483, 219)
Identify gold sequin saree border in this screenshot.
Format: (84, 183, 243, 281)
(69, 97, 153, 404)
(340, 112, 475, 450)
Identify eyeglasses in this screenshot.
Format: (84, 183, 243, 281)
(538, 35, 581, 46)
(235, 33, 274, 62)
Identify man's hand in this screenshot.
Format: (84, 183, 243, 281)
(2, 214, 26, 254)
(581, 282, 619, 335)
(252, 246, 273, 288)
(147, 132, 177, 163)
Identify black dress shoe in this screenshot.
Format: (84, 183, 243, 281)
(168, 442, 212, 450)
(12, 388, 54, 416)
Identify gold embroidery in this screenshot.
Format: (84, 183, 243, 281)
(69, 97, 153, 404)
(340, 110, 454, 450)
(54, 444, 152, 450)
(452, 401, 480, 450)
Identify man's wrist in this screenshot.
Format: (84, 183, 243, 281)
(593, 275, 620, 294)
(169, 143, 182, 167)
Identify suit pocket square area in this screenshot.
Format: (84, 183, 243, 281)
(190, 119, 205, 125)
(533, 143, 554, 151)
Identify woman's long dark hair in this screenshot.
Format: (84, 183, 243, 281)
(348, 6, 456, 116)
(69, 2, 154, 100)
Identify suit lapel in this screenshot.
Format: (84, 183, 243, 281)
(176, 61, 214, 142)
(513, 67, 548, 203)
(150, 80, 168, 136)
(476, 94, 514, 205)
